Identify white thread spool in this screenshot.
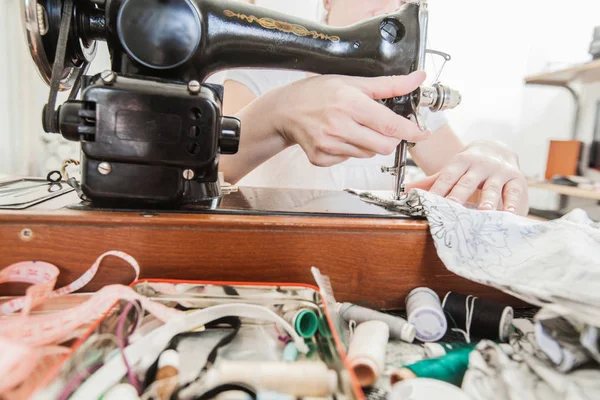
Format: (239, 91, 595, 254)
(204, 361, 337, 397)
(405, 288, 447, 342)
(346, 320, 389, 387)
(336, 302, 416, 343)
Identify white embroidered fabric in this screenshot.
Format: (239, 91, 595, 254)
(462, 320, 600, 400)
(347, 189, 600, 327)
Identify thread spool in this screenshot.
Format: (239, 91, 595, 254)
(390, 347, 472, 387)
(405, 288, 447, 342)
(346, 320, 389, 387)
(337, 303, 416, 343)
(442, 292, 513, 342)
(204, 361, 337, 397)
(283, 308, 319, 338)
(156, 349, 179, 400)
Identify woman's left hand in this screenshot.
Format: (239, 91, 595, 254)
(406, 140, 529, 216)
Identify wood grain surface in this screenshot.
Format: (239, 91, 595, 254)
(0, 194, 521, 309)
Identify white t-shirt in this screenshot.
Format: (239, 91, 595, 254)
(222, 69, 448, 191)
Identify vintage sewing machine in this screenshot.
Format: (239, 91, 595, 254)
(0, 0, 511, 309)
(23, 0, 460, 206)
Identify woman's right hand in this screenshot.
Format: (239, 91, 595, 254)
(270, 71, 431, 167)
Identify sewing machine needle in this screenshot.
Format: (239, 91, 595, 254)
(393, 140, 409, 200)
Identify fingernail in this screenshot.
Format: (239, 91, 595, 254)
(447, 196, 461, 203)
(479, 203, 493, 211)
(505, 206, 517, 214)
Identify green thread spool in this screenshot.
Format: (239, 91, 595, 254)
(391, 347, 473, 387)
(284, 309, 319, 338)
(296, 309, 318, 338)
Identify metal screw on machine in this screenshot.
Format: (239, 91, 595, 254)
(183, 169, 195, 180)
(380, 19, 401, 43)
(187, 80, 201, 95)
(98, 162, 112, 175)
(100, 70, 116, 85)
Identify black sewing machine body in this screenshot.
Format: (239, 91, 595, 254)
(22, 0, 448, 207)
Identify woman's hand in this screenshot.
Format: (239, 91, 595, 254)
(270, 71, 431, 167)
(406, 140, 529, 216)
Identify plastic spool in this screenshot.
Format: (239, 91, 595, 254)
(204, 361, 337, 397)
(346, 320, 389, 387)
(406, 288, 447, 342)
(284, 308, 319, 338)
(389, 378, 471, 400)
(337, 303, 416, 343)
(442, 292, 514, 342)
(156, 349, 179, 400)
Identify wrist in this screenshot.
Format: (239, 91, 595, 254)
(238, 87, 292, 153)
(265, 84, 296, 147)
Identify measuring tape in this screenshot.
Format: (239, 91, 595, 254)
(0, 251, 182, 397)
(0, 251, 141, 316)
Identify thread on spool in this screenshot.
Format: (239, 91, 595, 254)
(156, 349, 180, 400)
(346, 321, 389, 387)
(390, 347, 473, 387)
(405, 288, 447, 342)
(442, 292, 514, 343)
(337, 302, 416, 343)
(203, 361, 337, 397)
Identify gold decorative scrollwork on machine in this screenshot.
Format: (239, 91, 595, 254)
(224, 10, 341, 42)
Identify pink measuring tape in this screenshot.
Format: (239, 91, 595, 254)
(0, 250, 140, 315)
(0, 251, 182, 397)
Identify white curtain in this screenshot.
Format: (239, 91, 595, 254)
(0, 0, 46, 176)
(0, 0, 110, 177)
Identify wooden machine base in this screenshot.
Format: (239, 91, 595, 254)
(0, 188, 518, 309)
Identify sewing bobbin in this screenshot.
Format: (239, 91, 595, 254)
(442, 292, 514, 342)
(283, 308, 319, 339)
(347, 320, 389, 387)
(405, 288, 447, 342)
(337, 303, 416, 343)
